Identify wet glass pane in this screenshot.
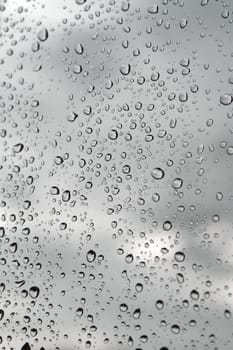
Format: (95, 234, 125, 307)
(1, 0, 233, 349)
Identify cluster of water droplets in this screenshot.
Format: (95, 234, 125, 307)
(0, 0, 233, 349)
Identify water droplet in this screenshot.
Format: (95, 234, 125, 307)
(120, 64, 131, 76)
(50, 186, 60, 195)
(37, 28, 49, 42)
(224, 309, 231, 319)
(180, 18, 188, 29)
(86, 250, 96, 263)
(155, 300, 164, 310)
(152, 192, 160, 202)
(133, 308, 141, 319)
(12, 143, 24, 153)
(151, 167, 165, 180)
(216, 192, 223, 201)
(201, 0, 209, 5)
(125, 253, 134, 263)
(147, 5, 159, 14)
(226, 146, 233, 155)
(67, 112, 78, 122)
(62, 190, 71, 202)
(135, 283, 143, 293)
(190, 289, 199, 300)
(163, 221, 172, 231)
(0, 309, 4, 321)
(29, 286, 40, 299)
(76, 307, 84, 317)
(174, 251, 185, 263)
(21, 343, 31, 350)
(73, 64, 82, 74)
(108, 129, 118, 140)
(220, 94, 233, 105)
(171, 324, 180, 334)
(172, 178, 183, 189)
(119, 303, 128, 312)
(75, 0, 87, 4)
(75, 43, 84, 54)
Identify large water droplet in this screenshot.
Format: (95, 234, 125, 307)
(220, 94, 233, 105)
(151, 167, 165, 180)
(29, 286, 40, 299)
(37, 28, 49, 42)
(86, 250, 96, 263)
(120, 64, 131, 76)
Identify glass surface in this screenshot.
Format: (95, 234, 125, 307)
(0, 0, 233, 349)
